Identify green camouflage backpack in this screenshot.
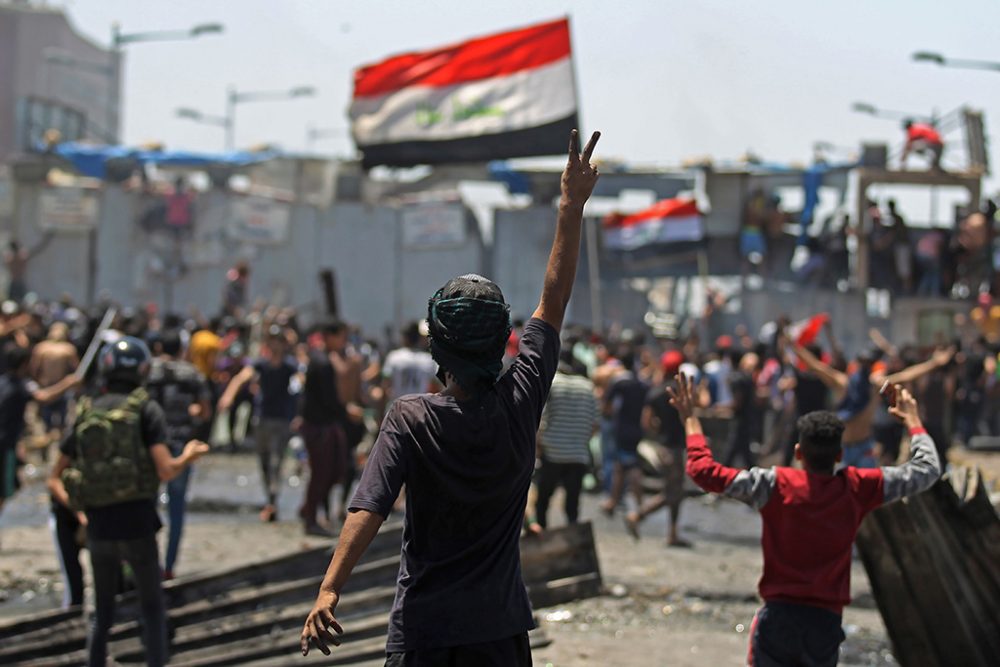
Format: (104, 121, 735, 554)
(61, 388, 160, 511)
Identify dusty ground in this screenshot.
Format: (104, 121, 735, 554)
(1, 451, 895, 666)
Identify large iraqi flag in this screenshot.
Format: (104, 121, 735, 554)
(350, 18, 579, 168)
(603, 198, 705, 251)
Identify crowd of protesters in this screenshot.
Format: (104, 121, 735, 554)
(1, 283, 994, 565)
(522, 299, 1000, 548)
(0, 129, 971, 667)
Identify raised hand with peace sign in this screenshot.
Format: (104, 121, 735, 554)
(533, 128, 602, 332)
(561, 129, 602, 209)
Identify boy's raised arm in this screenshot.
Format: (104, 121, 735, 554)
(672, 374, 776, 509)
(532, 129, 601, 333)
(881, 384, 941, 503)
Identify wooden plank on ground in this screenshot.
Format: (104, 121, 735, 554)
(857, 468, 1000, 667)
(0, 521, 602, 667)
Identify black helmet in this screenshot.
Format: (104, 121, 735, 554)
(98, 336, 151, 386)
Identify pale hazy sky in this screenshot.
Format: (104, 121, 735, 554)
(57, 0, 999, 194)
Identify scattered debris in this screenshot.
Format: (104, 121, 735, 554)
(0, 521, 602, 666)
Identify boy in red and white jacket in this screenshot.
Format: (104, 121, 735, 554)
(670, 375, 940, 666)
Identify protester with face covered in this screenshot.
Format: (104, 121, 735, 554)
(300, 129, 601, 665)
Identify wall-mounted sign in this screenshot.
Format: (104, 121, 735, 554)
(39, 187, 98, 231)
(227, 196, 291, 244)
(401, 204, 466, 249)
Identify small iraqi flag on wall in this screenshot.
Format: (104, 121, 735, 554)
(603, 198, 705, 251)
(349, 18, 579, 168)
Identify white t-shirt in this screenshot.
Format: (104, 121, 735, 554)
(382, 347, 438, 400)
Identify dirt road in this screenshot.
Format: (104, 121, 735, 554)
(0, 452, 893, 665)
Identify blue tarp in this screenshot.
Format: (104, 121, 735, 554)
(46, 142, 278, 179)
(488, 161, 532, 195)
(798, 161, 857, 245)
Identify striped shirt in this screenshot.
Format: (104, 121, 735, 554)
(539, 371, 599, 464)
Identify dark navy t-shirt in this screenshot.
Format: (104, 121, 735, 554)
(606, 372, 649, 452)
(349, 317, 559, 652)
(253, 357, 297, 421)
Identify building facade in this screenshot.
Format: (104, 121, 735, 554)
(0, 0, 119, 161)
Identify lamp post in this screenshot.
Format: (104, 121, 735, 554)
(107, 22, 224, 143)
(225, 86, 316, 151)
(177, 86, 315, 151)
(912, 51, 1000, 73)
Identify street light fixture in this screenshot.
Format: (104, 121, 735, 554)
(112, 22, 224, 47)
(306, 125, 348, 149)
(912, 51, 1000, 72)
(850, 101, 930, 122)
(175, 106, 231, 142)
(176, 107, 228, 126)
(912, 51, 946, 65)
(105, 22, 225, 143)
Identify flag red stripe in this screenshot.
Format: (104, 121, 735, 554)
(604, 199, 701, 229)
(353, 18, 571, 98)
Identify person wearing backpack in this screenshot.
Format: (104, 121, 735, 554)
(48, 336, 209, 667)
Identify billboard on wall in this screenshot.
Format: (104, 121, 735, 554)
(227, 196, 291, 244)
(39, 187, 99, 231)
(401, 204, 466, 249)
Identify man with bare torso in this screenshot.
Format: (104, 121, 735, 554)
(791, 341, 952, 467)
(30, 322, 79, 438)
(298, 320, 365, 535)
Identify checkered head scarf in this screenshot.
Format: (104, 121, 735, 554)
(427, 274, 512, 394)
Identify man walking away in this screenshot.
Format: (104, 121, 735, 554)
(300, 129, 601, 665)
(299, 321, 351, 536)
(600, 348, 650, 516)
(48, 337, 208, 667)
(382, 321, 439, 405)
(219, 325, 299, 523)
(535, 348, 598, 529)
(146, 329, 212, 579)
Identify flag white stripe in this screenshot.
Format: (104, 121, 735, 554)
(605, 215, 704, 250)
(350, 57, 576, 145)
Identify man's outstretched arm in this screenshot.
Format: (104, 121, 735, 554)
(300, 509, 384, 656)
(671, 374, 776, 510)
(532, 129, 601, 332)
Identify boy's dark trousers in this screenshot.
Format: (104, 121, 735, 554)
(750, 601, 845, 667)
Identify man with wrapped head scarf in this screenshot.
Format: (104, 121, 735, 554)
(302, 129, 602, 665)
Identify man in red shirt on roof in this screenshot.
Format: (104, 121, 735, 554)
(901, 119, 944, 171)
(670, 374, 940, 666)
